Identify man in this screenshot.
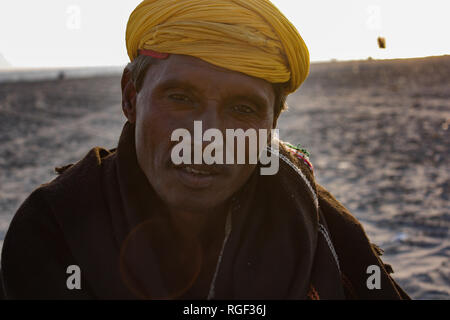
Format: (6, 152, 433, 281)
(1, 0, 409, 299)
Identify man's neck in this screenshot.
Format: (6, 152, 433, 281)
(167, 200, 230, 250)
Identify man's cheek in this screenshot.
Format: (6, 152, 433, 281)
(229, 165, 252, 185)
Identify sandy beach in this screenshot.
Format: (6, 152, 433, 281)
(0, 55, 449, 299)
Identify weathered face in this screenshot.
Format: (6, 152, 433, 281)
(127, 54, 275, 214)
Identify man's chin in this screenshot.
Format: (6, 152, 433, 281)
(165, 196, 229, 214)
(148, 167, 235, 213)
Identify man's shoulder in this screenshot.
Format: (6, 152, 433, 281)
(314, 184, 410, 299)
(4, 146, 117, 244)
(38, 145, 117, 221)
(316, 184, 364, 232)
(277, 140, 363, 235)
(0, 145, 114, 299)
(50, 146, 116, 190)
(278, 141, 315, 179)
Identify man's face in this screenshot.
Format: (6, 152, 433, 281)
(131, 54, 275, 214)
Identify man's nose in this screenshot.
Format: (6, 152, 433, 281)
(197, 102, 223, 132)
(192, 103, 224, 161)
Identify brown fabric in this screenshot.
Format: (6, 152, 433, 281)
(316, 185, 410, 299)
(0, 121, 409, 299)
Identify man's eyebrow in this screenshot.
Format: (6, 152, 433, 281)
(156, 78, 199, 92)
(156, 78, 271, 107)
(229, 93, 271, 109)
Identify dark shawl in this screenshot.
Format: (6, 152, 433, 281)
(0, 121, 409, 299)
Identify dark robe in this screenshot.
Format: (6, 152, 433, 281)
(0, 121, 410, 299)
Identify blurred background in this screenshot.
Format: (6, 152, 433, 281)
(0, 0, 449, 299)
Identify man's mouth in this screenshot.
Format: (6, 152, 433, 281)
(174, 163, 221, 175)
(181, 165, 215, 176)
(173, 164, 222, 189)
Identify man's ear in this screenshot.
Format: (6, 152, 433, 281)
(272, 117, 278, 131)
(121, 68, 137, 124)
(268, 114, 279, 141)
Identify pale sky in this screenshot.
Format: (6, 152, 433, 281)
(0, 0, 449, 68)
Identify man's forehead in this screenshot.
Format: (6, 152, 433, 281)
(165, 54, 234, 73)
(158, 54, 255, 80)
(147, 54, 275, 100)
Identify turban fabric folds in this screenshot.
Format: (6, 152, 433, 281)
(126, 0, 310, 93)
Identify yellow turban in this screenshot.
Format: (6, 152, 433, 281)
(126, 0, 310, 94)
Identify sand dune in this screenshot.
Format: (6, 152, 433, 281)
(0, 56, 449, 299)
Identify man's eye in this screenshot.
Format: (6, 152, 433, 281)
(169, 94, 192, 103)
(233, 104, 255, 114)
